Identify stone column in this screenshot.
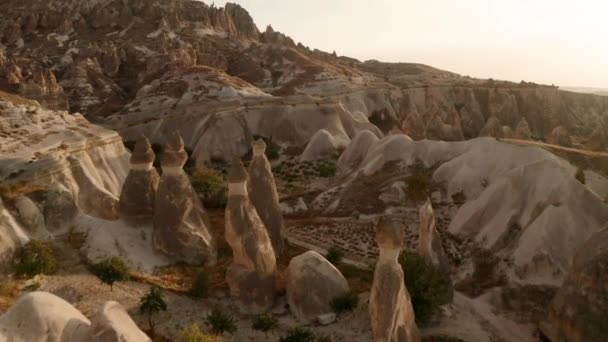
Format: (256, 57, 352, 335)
(152, 132, 216, 265)
(248, 138, 285, 254)
(369, 216, 420, 342)
(225, 159, 277, 313)
(119, 135, 159, 225)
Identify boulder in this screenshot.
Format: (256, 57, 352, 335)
(514, 118, 532, 140)
(44, 182, 78, 232)
(540, 227, 608, 342)
(14, 195, 51, 240)
(248, 139, 285, 254)
(153, 132, 216, 265)
(119, 135, 160, 225)
(225, 159, 277, 313)
(300, 129, 340, 161)
(90, 301, 151, 342)
(370, 217, 420, 342)
(337, 130, 379, 175)
(285, 251, 349, 321)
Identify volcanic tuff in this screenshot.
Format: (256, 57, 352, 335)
(0, 0, 607, 165)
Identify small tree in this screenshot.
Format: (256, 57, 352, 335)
(575, 167, 586, 184)
(179, 323, 222, 342)
(206, 307, 237, 335)
(14, 240, 57, 277)
(139, 286, 167, 333)
(279, 327, 316, 342)
(330, 291, 359, 315)
(190, 270, 210, 298)
(325, 246, 344, 266)
(92, 257, 130, 291)
(252, 313, 278, 336)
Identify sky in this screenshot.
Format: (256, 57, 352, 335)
(211, 0, 608, 88)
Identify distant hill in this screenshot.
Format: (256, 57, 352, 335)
(562, 86, 608, 96)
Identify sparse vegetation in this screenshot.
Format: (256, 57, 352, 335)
(405, 173, 431, 202)
(190, 270, 210, 298)
(399, 251, 452, 326)
(325, 246, 344, 266)
(191, 168, 228, 208)
(139, 286, 167, 332)
(14, 240, 57, 277)
(330, 291, 359, 315)
(252, 313, 278, 335)
(206, 307, 237, 335)
(92, 257, 130, 291)
(451, 190, 467, 205)
(316, 160, 337, 178)
(279, 327, 316, 342)
(575, 167, 586, 184)
(180, 323, 223, 342)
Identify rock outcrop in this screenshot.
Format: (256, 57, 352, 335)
(514, 118, 532, 140)
(153, 132, 216, 265)
(248, 139, 285, 254)
(369, 216, 420, 342)
(43, 182, 78, 232)
(0, 292, 150, 342)
(479, 116, 503, 138)
(541, 227, 608, 342)
(300, 129, 344, 161)
(225, 159, 277, 313)
(285, 251, 350, 321)
(14, 195, 50, 240)
(546, 126, 573, 147)
(418, 198, 450, 272)
(119, 135, 160, 225)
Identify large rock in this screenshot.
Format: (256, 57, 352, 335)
(418, 199, 450, 272)
(152, 132, 216, 265)
(369, 217, 420, 342)
(285, 251, 349, 321)
(479, 116, 503, 138)
(540, 227, 608, 342)
(44, 182, 78, 232)
(546, 126, 572, 147)
(119, 135, 160, 225)
(514, 118, 532, 140)
(300, 129, 343, 162)
(248, 139, 285, 254)
(225, 159, 277, 313)
(14, 195, 51, 240)
(337, 130, 380, 175)
(90, 301, 152, 342)
(0, 197, 28, 268)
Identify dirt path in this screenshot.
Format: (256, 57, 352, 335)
(502, 138, 608, 158)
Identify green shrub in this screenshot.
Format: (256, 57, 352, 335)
(92, 257, 130, 290)
(316, 161, 337, 178)
(140, 286, 167, 331)
(279, 327, 316, 342)
(252, 313, 278, 335)
(180, 323, 222, 342)
(399, 251, 452, 326)
(190, 270, 210, 298)
(14, 240, 57, 277)
(191, 168, 228, 208)
(330, 291, 359, 315)
(575, 168, 586, 184)
(206, 307, 237, 335)
(451, 190, 466, 205)
(405, 173, 430, 201)
(325, 246, 344, 266)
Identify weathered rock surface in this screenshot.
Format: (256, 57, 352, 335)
(300, 129, 346, 161)
(43, 182, 78, 232)
(90, 301, 152, 342)
(514, 118, 532, 140)
(418, 199, 450, 273)
(546, 126, 572, 147)
(285, 251, 349, 321)
(14, 195, 50, 240)
(153, 132, 216, 265)
(248, 139, 285, 254)
(370, 216, 420, 342)
(0, 197, 28, 268)
(541, 227, 608, 342)
(119, 135, 160, 225)
(225, 159, 277, 313)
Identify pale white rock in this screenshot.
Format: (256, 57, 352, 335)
(337, 129, 380, 175)
(285, 251, 349, 322)
(14, 195, 51, 240)
(44, 182, 78, 232)
(318, 313, 337, 326)
(90, 301, 152, 342)
(300, 129, 348, 162)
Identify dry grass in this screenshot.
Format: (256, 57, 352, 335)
(0, 280, 20, 313)
(0, 90, 38, 106)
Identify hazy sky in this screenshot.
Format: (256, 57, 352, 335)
(212, 0, 608, 88)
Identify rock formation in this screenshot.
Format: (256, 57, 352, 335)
(0, 292, 150, 342)
(369, 216, 420, 342)
(248, 139, 285, 254)
(14, 195, 51, 240)
(541, 227, 608, 342)
(153, 132, 216, 265)
(300, 129, 342, 161)
(225, 159, 277, 313)
(547, 126, 572, 147)
(285, 251, 350, 321)
(479, 116, 504, 138)
(119, 135, 160, 225)
(43, 182, 78, 232)
(514, 118, 532, 140)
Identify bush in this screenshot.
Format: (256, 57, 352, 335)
(279, 327, 316, 342)
(92, 257, 130, 290)
(14, 240, 57, 277)
(140, 286, 167, 331)
(252, 313, 278, 334)
(191, 168, 228, 208)
(190, 270, 210, 298)
(399, 251, 452, 326)
(316, 161, 337, 178)
(330, 291, 359, 315)
(405, 173, 431, 202)
(451, 190, 466, 205)
(206, 307, 237, 335)
(325, 246, 344, 266)
(180, 323, 222, 342)
(575, 168, 586, 184)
